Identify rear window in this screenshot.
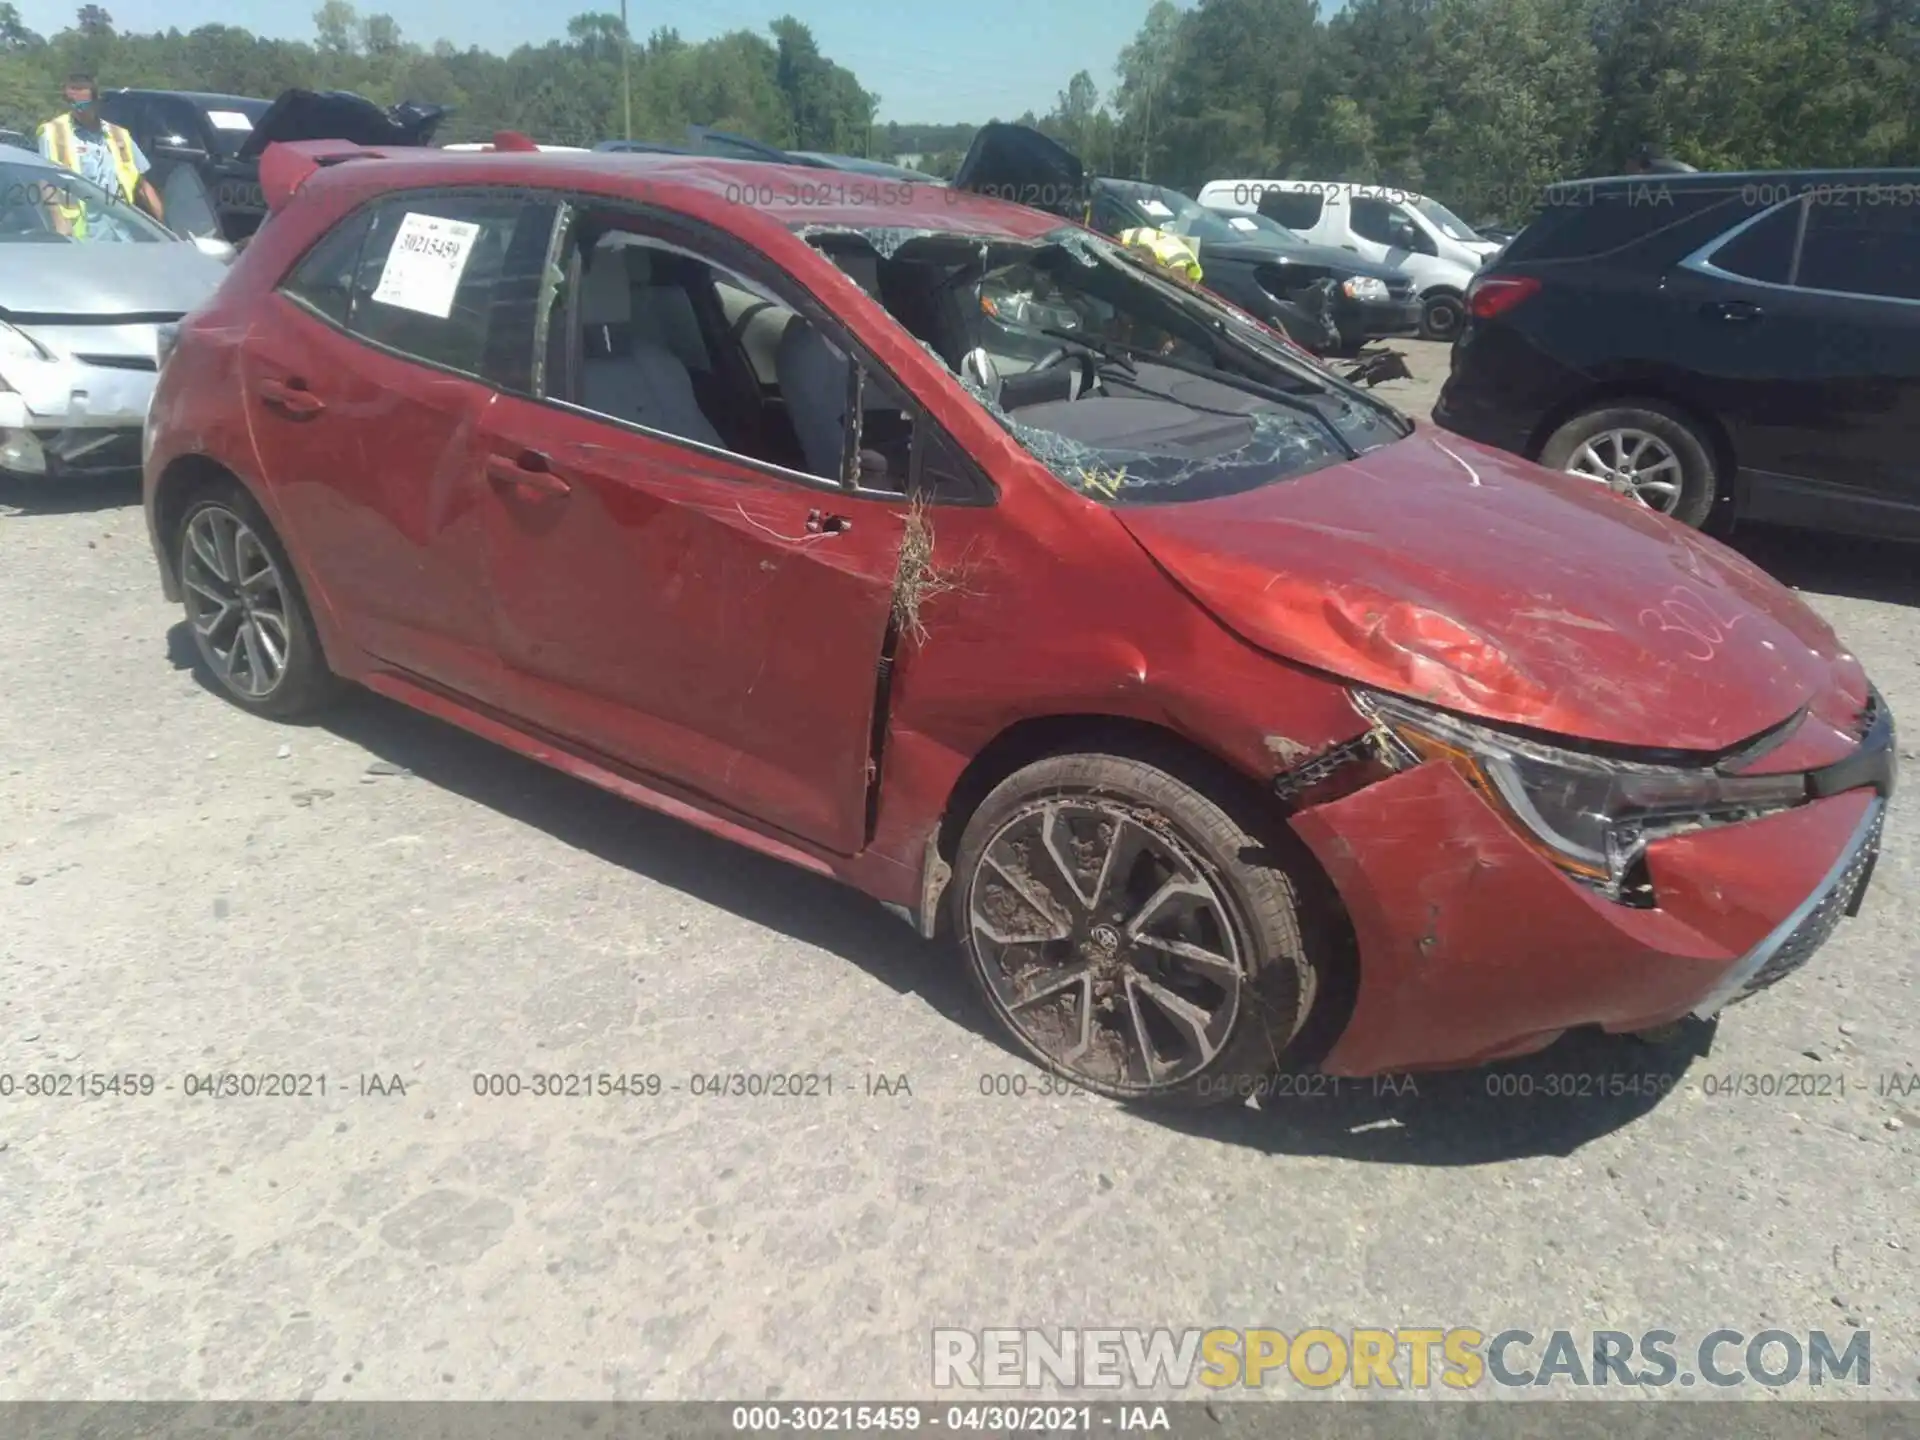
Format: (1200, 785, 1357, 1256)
(1705, 202, 1801, 284)
(1795, 201, 1920, 301)
(198, 99, 271, 156)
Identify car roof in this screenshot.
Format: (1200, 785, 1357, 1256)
(108, 89, 271, 109)
(299, 148, 1062, 240)
(1563, 167, 1920, 192)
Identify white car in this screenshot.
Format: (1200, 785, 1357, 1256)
(0, 148, 229, 481)
(1198, 178, 1500, 340)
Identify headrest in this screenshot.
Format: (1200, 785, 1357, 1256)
(579, 247, 631, 326)
(836, 253, 882, 300)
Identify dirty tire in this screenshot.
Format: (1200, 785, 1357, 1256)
(951, 750, 1327, 1108)
(1419, 290, 1465, 341)
(176, 480, 343, 720)
(1539, 401, 1719, 528)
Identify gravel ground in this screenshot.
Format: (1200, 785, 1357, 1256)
(1, 338, 1914, 1403)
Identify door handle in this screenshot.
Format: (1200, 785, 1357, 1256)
(1703, 299, 1763, 322)
(257, 376, 324, 417)
(485, 451, 570, 497)
(805, 509, 852, 535)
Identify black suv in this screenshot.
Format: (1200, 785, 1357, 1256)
(97, 88, 447, 243)
(1435, 169, 1920, 537)
(95, 90, 275, 240)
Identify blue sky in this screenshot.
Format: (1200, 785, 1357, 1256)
(14, 0, 1238, 123)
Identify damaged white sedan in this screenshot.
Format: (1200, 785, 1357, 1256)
(0, 148, 229, 482)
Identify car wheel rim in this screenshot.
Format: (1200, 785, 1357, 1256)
(1428, 300, 1460, 337)
(1565, 428, 1685, 514)
(966, 797, 1246, 1092)
(181, 506, 291, 699)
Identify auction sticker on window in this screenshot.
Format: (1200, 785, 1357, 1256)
(1140, 198, 1173, 218)
(1229, 216, 1258, 231)
(205, 109, 254, 131)
(371, 212, 481, 319)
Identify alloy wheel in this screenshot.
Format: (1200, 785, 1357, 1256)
(1563, 428, 1684, 513)
(966, 797, 1248, 1093)
(181, 505, 292, 699)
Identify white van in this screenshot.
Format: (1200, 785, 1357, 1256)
(1197, 179, 1500, 340)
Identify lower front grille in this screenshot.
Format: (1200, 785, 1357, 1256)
(1726, 805, 1884, 1007)
(75, 353, 158, 372)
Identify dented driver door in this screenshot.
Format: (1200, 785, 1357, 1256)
(473, 390, 904, 857)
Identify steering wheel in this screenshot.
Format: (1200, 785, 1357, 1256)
(1029, 344, 1099, 397)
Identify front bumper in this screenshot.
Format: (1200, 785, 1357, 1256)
(1347, 296, 1423, 339)
(1289, 725, 1892, 1075)
(0, 357, 159, 478)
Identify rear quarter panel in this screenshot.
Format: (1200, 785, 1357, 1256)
(143, 194, 341, 640)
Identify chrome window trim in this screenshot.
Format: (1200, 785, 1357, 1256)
(1679, 194, 1920, 307)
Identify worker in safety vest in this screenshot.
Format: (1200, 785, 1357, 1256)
(37, 72, 166, 238)
(1114, 225, 1203, 284)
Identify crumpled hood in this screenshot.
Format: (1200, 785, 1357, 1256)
(1115, 429, 1868, 752)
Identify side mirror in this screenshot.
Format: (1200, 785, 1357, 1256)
(151, 141, 211, 164)
(857, 448, 890, 483)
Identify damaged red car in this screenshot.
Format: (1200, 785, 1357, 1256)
(143, 141, 1895, 1106)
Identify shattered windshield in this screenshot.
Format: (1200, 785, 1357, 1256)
(1215, 210, 1306, 246)
(807, 226, 1410, 506)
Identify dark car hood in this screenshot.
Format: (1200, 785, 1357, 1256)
(1193, 236, 1403, 283)
(1114, 429, 1868, 753)
(952, 122, 1086, 217)
(236, 89, 447, 161)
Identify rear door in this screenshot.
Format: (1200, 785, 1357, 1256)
(241, 187, 560, 699)
(1670, 192, 1920, 531)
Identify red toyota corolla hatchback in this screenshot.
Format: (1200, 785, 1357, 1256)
(143, 140, 1894, 1106)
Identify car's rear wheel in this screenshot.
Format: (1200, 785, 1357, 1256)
(1419, 290, 1465, 341)
(951, 750, 1333, 1107)
(1538, 401, 1718, 527)
(176, 483, 342, 718)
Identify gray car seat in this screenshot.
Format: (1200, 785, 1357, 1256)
(775, 316, 853, 481)
(578, 245, 723, 448)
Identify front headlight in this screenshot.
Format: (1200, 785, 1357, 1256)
(0, 320, 50, 366)
(1361, 690, 1808, 897)
(1342, 276, 1390, 302)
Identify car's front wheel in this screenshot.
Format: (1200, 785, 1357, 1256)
(951, 749, 1335, 1107)
(1538, 401, 1718, 527)
(1419, 290, 1465, 341)
(176, 482, 342, 718)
